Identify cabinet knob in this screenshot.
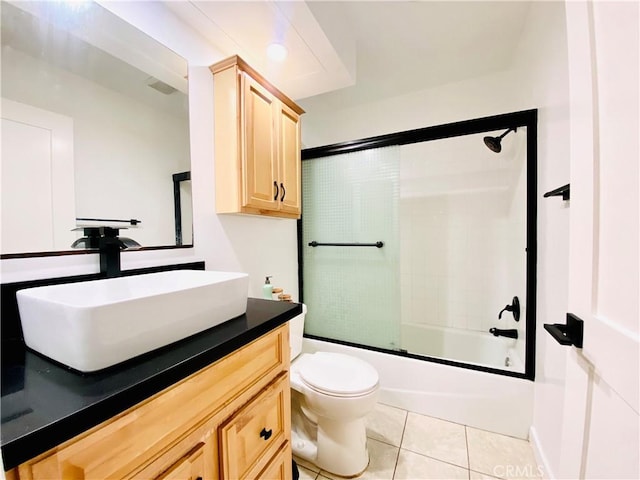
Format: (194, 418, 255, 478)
(280, 183, 286, 202)
(273, 181, 279, 201)
(260, 427, 273, 441)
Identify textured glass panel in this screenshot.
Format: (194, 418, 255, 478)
(302, 146, 400, 350)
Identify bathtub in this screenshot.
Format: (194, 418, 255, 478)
(302, 337, 533, 439)
(400, 322, 524, 372)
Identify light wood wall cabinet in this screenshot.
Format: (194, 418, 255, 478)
(211, 56, 304, 219)
(10, 325, 292, 480)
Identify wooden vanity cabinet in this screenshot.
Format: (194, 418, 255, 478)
(211, 55, 304, 219)
(10, 324, 292, 480)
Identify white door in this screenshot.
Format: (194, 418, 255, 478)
(0, 99, 75, 253)
(561, 2, 639, 478)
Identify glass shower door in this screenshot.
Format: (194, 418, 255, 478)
(398, 130, 528, 373)
(301, 146, 401, 350)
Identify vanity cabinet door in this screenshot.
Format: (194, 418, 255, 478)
(219, 373, 290, 480)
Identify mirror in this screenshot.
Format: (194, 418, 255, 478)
(0, 0, 192, 255)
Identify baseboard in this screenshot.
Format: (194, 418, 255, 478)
(529, 426, 555, 480)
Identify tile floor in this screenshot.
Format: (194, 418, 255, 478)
(294, 403, 544, 480)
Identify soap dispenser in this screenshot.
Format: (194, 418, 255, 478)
(263, 276, 273, 299)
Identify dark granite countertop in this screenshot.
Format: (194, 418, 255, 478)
(1, 298, 302, 470)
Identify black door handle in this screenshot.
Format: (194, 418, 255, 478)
(280, 183, 286, 202)
(260, 427, 273, 440)
(544, 313, 584, 348)
(273, 181, 279, 201)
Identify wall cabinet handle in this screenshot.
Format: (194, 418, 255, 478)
(280, 183, 286, 202)
(273, 181, 279, 201)
(260, 427, 273, 440)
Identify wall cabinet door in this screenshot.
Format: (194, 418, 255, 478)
(277, 102, 301, 216)
(242, 73, 279, 212)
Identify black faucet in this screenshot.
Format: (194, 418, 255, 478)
(489, 327, 518, 339)
(99, 227, 130, 278)
(498, 296, 520, 321)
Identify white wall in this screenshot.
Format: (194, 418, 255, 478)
(0, 3, 300, 301)
(300, 67, 523, 149)
(511, 3, 571, 478)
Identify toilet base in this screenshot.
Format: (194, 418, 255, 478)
(292, 416, 370, 477)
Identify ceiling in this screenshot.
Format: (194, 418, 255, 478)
(166, 1, 532, 109)
(3, 0, 533, 115)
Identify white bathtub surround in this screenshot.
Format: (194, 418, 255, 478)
(400, 323, 524, 373)
(303, 338, 533, 439)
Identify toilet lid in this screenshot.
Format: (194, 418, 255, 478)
(298, 352, 379, 396)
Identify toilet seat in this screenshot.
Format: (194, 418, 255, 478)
(297, 352, 379, 397)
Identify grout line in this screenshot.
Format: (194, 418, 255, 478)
(368, 437, 402, 449)
(469, 468, 501, 480)
(400, 410, 409, 447)
(400, 446, 471, 471)
(392, 410, 410, 479)
(465, 425, 471, 473)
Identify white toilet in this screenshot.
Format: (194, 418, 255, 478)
(289, 305, 380, 477)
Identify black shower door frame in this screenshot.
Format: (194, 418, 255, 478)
(298, 109, 538, 381)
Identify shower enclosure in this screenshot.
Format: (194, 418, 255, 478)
(300, 110, 537, 379)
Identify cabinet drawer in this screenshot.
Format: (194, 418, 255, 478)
(219, 373, 291, 480)
(155, 442, 205, 480)
(20, 325, 289, 480)
(255, 443, 293, 480)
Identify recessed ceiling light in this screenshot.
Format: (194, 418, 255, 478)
(267, 43, 288, 62)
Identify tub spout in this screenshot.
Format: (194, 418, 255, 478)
(489, 327, 518, 339)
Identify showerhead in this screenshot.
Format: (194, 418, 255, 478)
(483, 127, 517, 153)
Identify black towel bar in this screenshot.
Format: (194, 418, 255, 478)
(308, 241, 384, 248)
(76, 217, 142, 225)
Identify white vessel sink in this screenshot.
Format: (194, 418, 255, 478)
(16, 270, 249, 372)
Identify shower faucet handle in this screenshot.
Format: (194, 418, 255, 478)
(498, 296, 520, 322)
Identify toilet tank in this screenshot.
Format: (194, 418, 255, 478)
(289, 304, 307, 360)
